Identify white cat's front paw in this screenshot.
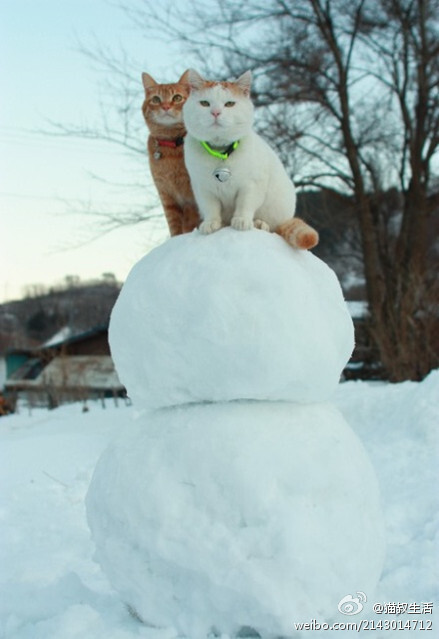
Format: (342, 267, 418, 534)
(199, 219, 222, 234)
(231, 217, 253, 231)
(254, 219, 270, 231)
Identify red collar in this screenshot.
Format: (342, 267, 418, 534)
(155, 135, 185, 148)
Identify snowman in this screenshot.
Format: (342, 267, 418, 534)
(86, 228, 385, 639)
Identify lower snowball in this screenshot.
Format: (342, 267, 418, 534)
(86, 401, 385, 639)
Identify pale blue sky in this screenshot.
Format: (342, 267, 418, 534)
(0, 0, 191, 302)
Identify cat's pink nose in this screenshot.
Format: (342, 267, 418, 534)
(162, 103, 172, 111)
(211, 109, 221, 118)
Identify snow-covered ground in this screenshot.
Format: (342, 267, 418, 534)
(0, 371, 437, 639)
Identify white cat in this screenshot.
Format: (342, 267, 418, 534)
(182, 70, 318, 249)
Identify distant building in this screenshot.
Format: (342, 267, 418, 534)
(3, 325, 126, 410)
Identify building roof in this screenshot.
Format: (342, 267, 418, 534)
(39, 324, 109, 350)
(41, 326, 74, 348)
(6, 324, 110, 358)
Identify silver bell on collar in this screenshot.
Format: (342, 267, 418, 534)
(213, 167, 231, 182)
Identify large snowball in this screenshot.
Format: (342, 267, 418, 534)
(86, 402, 385, 639)
(109, 229, 354, 409)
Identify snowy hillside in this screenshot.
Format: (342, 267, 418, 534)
(0, 371, 437, 639)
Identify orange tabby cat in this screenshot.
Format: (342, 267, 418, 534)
(141, 70, 200, 236)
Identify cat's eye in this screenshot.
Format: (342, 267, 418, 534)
(199, 100, 210, 107)
(225, 101, 236, 107)
(151, 95, 162, 104)
(172, 94, 183, 103)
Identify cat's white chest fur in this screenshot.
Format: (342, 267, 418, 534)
(184, 132, 296, 233)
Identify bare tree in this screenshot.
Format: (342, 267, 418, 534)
(46, 38, 163, 234)
(116, 0, 438, 381)
(54, 0, 438, 380)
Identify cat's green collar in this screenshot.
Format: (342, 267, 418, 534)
(200, 140, 239, 160)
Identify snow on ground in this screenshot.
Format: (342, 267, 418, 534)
(333, 373, 439, 606)
(0, 371, 438, 638)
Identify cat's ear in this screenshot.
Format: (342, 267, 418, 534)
(142, 73, 157, 92)
(235, 70, 252, 96)
(178, 69, 191, 86)
(187, 69, 206, 91)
